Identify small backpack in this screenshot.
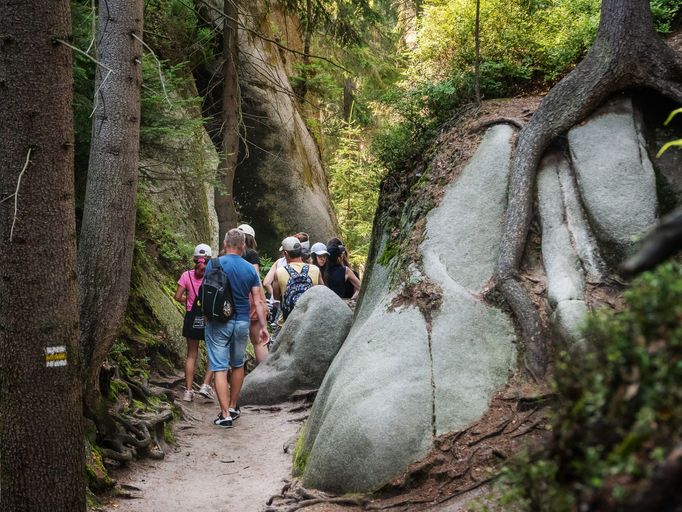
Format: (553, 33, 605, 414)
(281, 264, 312, 320)
(199, 258, 235, 323)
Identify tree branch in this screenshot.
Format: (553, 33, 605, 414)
(9, 148, 32, 242)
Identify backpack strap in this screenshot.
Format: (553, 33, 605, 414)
(284, 264, 299, 278)
(301, 264, 309, 277)
(187, 271, 198, 296)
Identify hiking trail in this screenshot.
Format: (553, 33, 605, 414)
(102, 390, 303, 512)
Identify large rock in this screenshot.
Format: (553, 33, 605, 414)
(194, 0, 339, 254)
(568, 96, 658, 257)
(240, 286, 353, 405)
(299, 124, 518, 493)
(234, 4, 338, 254)
(422, 125, 515, 292)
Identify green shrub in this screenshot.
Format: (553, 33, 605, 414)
(496, 262, 682, 511)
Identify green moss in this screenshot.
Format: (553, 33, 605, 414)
(378, 242, 399, 266)
(164, 423, 176, 444)
(292, 425, 309, 476)
(85, 440, 114, 492)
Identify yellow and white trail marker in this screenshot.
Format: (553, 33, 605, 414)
(45, 345, 67, 367)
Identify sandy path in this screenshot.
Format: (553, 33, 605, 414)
(103, 395, 302, 512)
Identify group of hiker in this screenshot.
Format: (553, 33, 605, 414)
(174, 225, 361, 428)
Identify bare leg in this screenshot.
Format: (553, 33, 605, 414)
(250, 320, 269, 364)
(229, 366, 244, 410)
(185, 339, 199, 390)
(214, 369, 229, 416)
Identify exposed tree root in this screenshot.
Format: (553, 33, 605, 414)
(495, 0, 682, 378)
(91, 370, 176, 467)
(266, 481, 369, 511)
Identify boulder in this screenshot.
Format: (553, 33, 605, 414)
(537, 152, 586, 307)
(239, 286, 353, 405)
(568, 96, 658, 258)
(299, 124, 518, 493)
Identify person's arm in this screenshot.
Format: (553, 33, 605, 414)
(174, 285, 187, 304)
(346, 267, 361, 299)
(263, 263, 277, 298)
(252, 284, 269, 343)
(175, 272, 187, 304)
(272, 269, 281, 301)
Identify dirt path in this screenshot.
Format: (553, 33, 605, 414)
(103, 394, 303, 512)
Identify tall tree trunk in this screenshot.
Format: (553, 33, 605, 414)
(495, 0, 682, 378)
(474, 0, 481, 106)
(78, 0, 145, 395)
(0, 2, 85, 510)
(215, 0, 241, 241)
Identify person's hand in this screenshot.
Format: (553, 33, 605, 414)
(259, 327, 269, 345)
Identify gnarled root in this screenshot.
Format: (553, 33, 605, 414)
(495, 2, 682, 378)
(265, 481, 368, 511)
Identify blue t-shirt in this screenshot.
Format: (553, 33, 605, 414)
(206, 254, 260, 321)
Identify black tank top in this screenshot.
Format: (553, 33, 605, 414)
(326, 264, 346, 298)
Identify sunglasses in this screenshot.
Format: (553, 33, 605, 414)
(194, 258, 208, 264)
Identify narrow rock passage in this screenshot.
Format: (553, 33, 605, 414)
(104, 393, 302, 512)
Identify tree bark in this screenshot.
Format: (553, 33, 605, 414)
(78, 0, 145, 392)
(495, 0, 682, 378)
(214, 0, 241, 241)
(0, 1, 85, 510)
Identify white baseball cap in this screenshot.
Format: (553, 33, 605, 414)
(237, 224, 255, 238)
(310, 242, 329, 255)
(280, 236, 302, 252)
(193, 243, 212, 257)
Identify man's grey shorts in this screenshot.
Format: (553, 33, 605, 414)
(205, 319, 250, 371)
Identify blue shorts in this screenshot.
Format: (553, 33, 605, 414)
(204, 319, 250, 371)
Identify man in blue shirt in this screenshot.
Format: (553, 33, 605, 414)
(205, 229, 269, 428)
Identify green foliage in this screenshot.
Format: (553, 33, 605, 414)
(657, 108, 682, 157)
(373, 0, 680, 173)
(136, 193, 195, 276)
(328, 120, 384, 265)
(496, 262, 682, 511)
(650, 0, 681, 33)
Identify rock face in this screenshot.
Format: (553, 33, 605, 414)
(240, 286, 353, 405)
(568, 96, 658, 258)
(236, 4, 338, 254)
(298, 125, 518, 493)
(538, 96, 660, 342)
(296, 94, 669, 495)
(194, 0, 339, 255)
(135, 84, 221, 356)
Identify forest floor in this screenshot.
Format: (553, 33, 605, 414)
(101, 389, 303, 512)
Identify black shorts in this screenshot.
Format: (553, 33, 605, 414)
(182, 310, 205, 340)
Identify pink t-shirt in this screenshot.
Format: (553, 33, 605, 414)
(177, 270, 204, 312)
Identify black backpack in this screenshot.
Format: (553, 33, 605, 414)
(281, 264, 313, 320)
(199, 257, 235, 323)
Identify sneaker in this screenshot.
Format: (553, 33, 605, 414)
(182, 389, 193, 402)
(198, 383, 215, 400)
(228, 407, 241, 421)
(213, 413, 233, 428)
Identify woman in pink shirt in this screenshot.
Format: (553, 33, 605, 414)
(175, 244, 215, 402)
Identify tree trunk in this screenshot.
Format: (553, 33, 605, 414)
(0, 2, 85, 510)
(474, 0, 481, 106)
(214, 0, 241, 241)
(78, 0, 145, 393)
(495, 0, 682, 378)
